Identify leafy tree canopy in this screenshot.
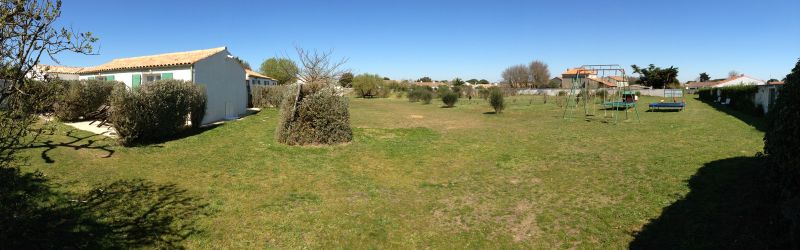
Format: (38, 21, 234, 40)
(259, 57, 298, 85)
(631, 64, 679, 89)
(417, 77, 432, 82)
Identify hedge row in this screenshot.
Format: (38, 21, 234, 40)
(697, 85, 762, 116)
(764, 59, 800, 244)
(53, 79, 121, 121)
(251, 85, 287, 108)
(109, 80, 206, 146)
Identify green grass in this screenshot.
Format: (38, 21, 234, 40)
(15, 95, 766, 248)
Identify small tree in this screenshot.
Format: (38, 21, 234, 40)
(352, 73, 383, 98)
(466, 79, 479, 84)
(441, 91, 458, 107)
(452, 78, 465, 86)
(479, 79, 490, 85)
(259, 57, 298, 85)
(417, 76, 432, 82)
(529, 60, 550, 88)
(339, 72, 354, 87)
(489, 88, 505, 113)
(728, 70, 740, 78)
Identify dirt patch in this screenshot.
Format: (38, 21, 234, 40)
(409, 115, 424, 119)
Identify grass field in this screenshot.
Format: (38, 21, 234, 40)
(15, 95, 769, 248)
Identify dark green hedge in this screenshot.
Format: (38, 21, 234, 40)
(764, 59, 800, 243)
(54, 79, 121, 121)
(109, 80, 206, 146)
(697, 85, 762, 116)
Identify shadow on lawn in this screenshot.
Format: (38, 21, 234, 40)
(629, 156, 791, 249)
(0, 167, 210, 249)
(695, 97, 767, 132)
(17, 129, 115, 163)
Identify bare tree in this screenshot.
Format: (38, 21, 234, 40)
(1, 0, 96, 168)
(279, 47, 348, 93)
(728, 70, 740, 78)
(528, 60, 550, 88)
(501, 64, 529, 88)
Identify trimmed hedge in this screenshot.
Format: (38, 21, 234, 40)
(54, 79, 121, 121)
(109, 80, 206, 146)
(275, 84, 352, 145)
(764, 59, 800, 243)
(251, 85, 287, 108)
(698, 85, 762, 116)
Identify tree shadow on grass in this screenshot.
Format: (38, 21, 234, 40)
(126, 123, 224, 147)
(16, 129, 115, 164)
(629, 156, 791, 249)
(483, 111, 497, 114)
(696, 97, 766, 132)
(0, 167, 210, 249)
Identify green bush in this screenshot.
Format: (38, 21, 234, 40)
(764, 59, 800, 243)
(436, 85, 451, 98)
(478, 87, 491, 100)
(441, 91, 458, 107)
(489, 87, 505, 113)
(697, 87, 714, 101)
(22, 79, 66, 114)
(109, 80, 206, 146)
(352, 73, 384, 98)
(54, 79, 120, 121)
(408, 87, 433, 104)
(251, 85, 287, 108)
(275, 84, 352, 145)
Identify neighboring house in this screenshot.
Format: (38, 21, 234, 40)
(29, 64, 82, 80)
(608, 76, 629, 87)
(755, 81, 784, 114)
(687, 75, 765, 90)
(245, 69, 276, 86)
(560, 68, 597, 88)
(712, 74, 766, 88)
(78, 47, 247, 124)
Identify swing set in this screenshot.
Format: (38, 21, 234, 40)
(562, 64, 640, 123)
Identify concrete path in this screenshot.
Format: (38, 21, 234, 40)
(63, 120, 117, 138)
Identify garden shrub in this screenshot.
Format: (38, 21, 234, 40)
(719, 85, 761, 116)
(54, 79, 120, 121)
(22, 79, 66, 114)
(478, 87, 491, 100)
(436, 85, 451, 98)
(441, 91, 458, 107)
(109, 80, 206, 146)
(697, 87, 714, 101)
(489, 87, 505, 113)
(251, 85, 287, 108)
(275, 84, 352, 145)
(352, 73, 384, 98)
(764, 59, 800, 243)
(408, 87, 433, 104)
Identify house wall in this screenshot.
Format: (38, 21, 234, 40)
(78, 66, 192, 88)
(247, 76, 276, 86)
(194, 50, 247, 124)
(755, 85, 783, 114)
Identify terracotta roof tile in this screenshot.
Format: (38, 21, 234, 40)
(562, 68, 597, 75)
(37, 64, 83, 74)
(79, 47, 227, 73)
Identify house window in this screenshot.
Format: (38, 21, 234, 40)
(143, 73, 161, 84)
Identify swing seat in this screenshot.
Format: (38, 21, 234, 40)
(648, 102, 685, 111)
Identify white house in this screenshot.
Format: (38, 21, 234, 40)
(245, 69, 276, 86)
(78, 47, 247, 124)
(755, 82, 784, 114)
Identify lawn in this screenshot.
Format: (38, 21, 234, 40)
(15, 95, 767, 248)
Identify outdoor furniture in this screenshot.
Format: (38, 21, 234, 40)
(87, 104, 110, 127)
(648, 89, 685, 111)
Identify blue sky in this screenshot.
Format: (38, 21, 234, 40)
(46, 0, 800, 82)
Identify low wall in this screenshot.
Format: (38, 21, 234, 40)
(514, 88, 676, 97)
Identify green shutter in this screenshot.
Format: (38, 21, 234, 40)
(132, 74, 141, 89)
(106, 75, 114, 81)
(161, 72, 173, 80)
